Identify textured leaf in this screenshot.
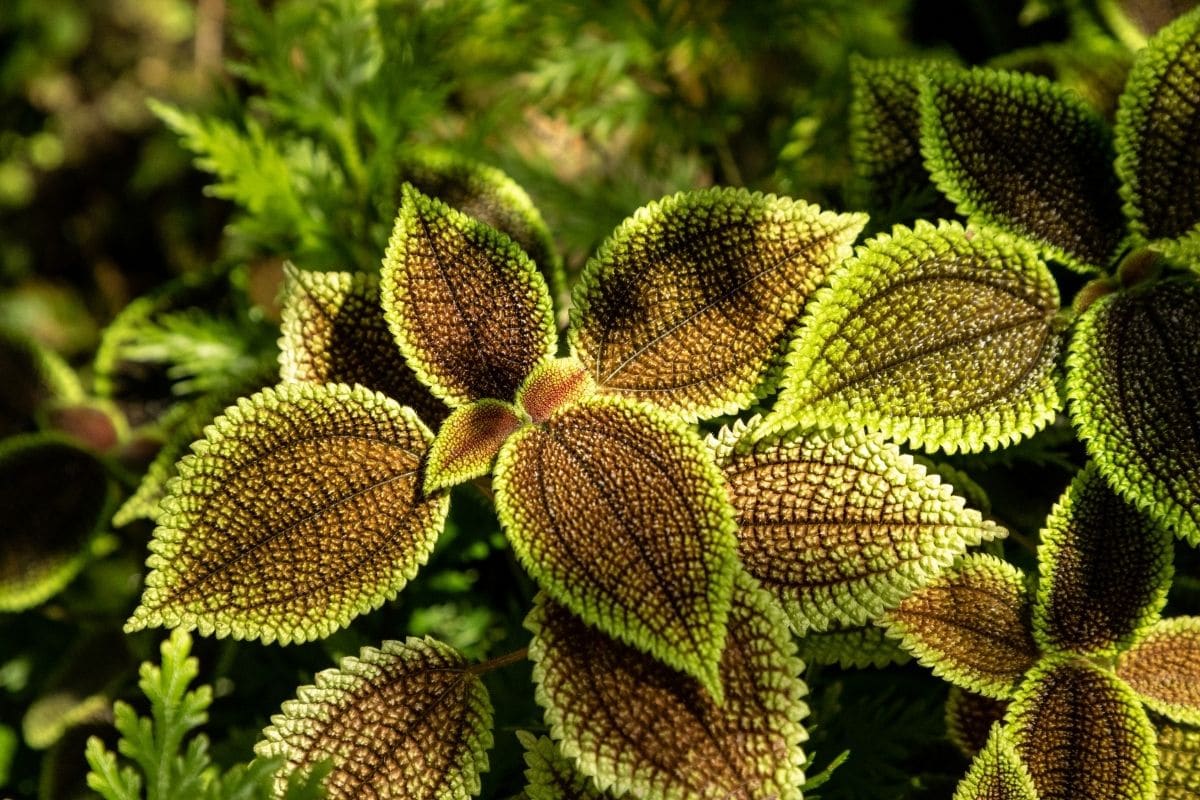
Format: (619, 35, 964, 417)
(767, 220, 1064, 453)
(516, 357, 595, 424)
(709, 416, 1004, 632)
(424, 400, 523, 494)
(257, 637, 492, 799)
(127, 383, 449, 643)
(495, 396, 737, 697)
(920, 66, 1125, 271)
(0, 435, 115, 611)
(279, 264, 447, 426)
(1033, 465, 1173, 657)
(1155, 717, 1200, 799)
(381, 185, 557, 406)
(947, 687, 1010, 759)
(527, 572, 807, 800)
(1118, 617, 1200, 726)
(990, 37, 1134, 120)
(517, 732, 616, 800)
(1114, 7, 1200, 260)
(952, 727, 1039, 800)
(795, 625, 911, 670)
(569, 188, 865, 422)
(1066, 280, 1200, 543)
(883, 555, 1037, 699)
(1008, 657, 1158, 800)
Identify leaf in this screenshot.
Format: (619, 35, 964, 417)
(1117, 617, 1200, 726)
(126, 383, 449, 644)
(947, 687, 1010, 759)
(0, 434, 115, 611)
(1008, 657, 1158, 800)
(1155, 717, 1200, 799)
(279, 264, 447, 426)
(494, 396, 738, 698)
(1100, 0, 1200, 48)
(1114, 7, 1200, 260)
(517, 731, 616, 800)
(568, 187, 865, 422)
(989, 37, 1134, 121)
(1066, 279, 1200, 543)
(766, 220, 1063, 453)
(952, 727, 1039, 800)
(1033, 465, 1173, 657)
(795, 625, 911, 670)
(516, 357, 595, 424)
(381, 184, 557, 406)
(257, 637, 492, 800)
(424, 399, 523, 494)
(709, 417, 1004, 633)
(883, 555, 1038, 699)
(0, 331, 83, 438)
(920, 66, 1125, 271)
(527, 572, 808, 800)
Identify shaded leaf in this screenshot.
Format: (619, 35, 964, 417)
(947, 687, 1010, 759)
(1066, 279, 1200, 543)
(1118, 617, 1200, 726)
(516, 357, 595, 424)
(1100, 0, 1199, 47)
(1008, 657, 1157, 800)
(569, 188, 865, 422)
(1034, 465, 1172, 657)
(381, 185, 556, 406)
(126, 383, 449, 643)
(1155, 717, 1200, 799)
(990, 37, 1134, 121)
(920, 66, 1124, 271)
(424, 399, 523, 494)
(883, 555, 1037, 699)
(796, 625, 911, 670)
(517, 731, 616, 800)
(1114, 7, 1200, 259)
(0, 435, 115, 612)
(495, 396, 737, 697)
(952, 727, 1039, 800)
(279, 264, 447, 426)
(527, 572, 807, 800)
(0, 331, 82, 438)
(710, 416, 1004, 632)
(767, 219, 1063, 453)
(257, 637, 492, 799)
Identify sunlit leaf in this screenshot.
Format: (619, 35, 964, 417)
(920, 66, 1125, 271)
(1100, 0, 1199, 48)
(424, 399, 523, 494)
(516, 357, 595, 424)
(569, 187, 865, 422)
(257, 637, 492, 799)
(517, 731, 616, 800)
(1155, 717, 1200, 799)
(1114, 7, 1200, 260)
(1008, 657, 1157, 800)
(1033, 465, 1172, 657)
(126, 383, 449, 643)
(279, 264, 447, 425)
(883, 555, 1037, 699)
(947, 687, 1009, 759)
(1066, 279, 1200, 543)
(527, 572, 807, 800)
(381, 185, 557, 406)
(796, 625, 911, 670)
(710, 416, 1004, 632)
(952, 727, 1039, 800)
(766, 219, 1063, 453)
(1118, 617, 1200, 726)
(495, 396, 738, 697)
(0, 435, 116, 612)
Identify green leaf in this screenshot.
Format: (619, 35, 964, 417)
(1114, 7, 1200, 260)
(1117, 617, 1200, 726)
(569, 187, 865, 422)
(381, 184, 557, 406)
(1154, 717, 1200, 799)
(1099, 0, 1199, 48)
(1008, 657, 1158, 800)
(766, 219, 1063, 453)
(952, 727, 1039, 800)
(883, 555, 1038, 699)
(0, 330, 83, 438)
(0, 434, 116, 611)
(515, 357, 595, 424)
(495, 396, 738, 698)
(920, 66, 1125, 271)
(710, 416, 1004, 632)
(257, 637, 492, 800)
(989, 37, 1134, 120)
(516, 731, 616, 800)
(0, 724, 14, 787)
(1066, 279, 1200, 543)
(424, 399, 523, 494)
(1033, 465, 1173, 657)
(947, 687, 1009, 759)
(795, 625, 911, 670)
(279, 264, 447, 426)
(126, 383, 449, 644)
(527, 572, 808, 800)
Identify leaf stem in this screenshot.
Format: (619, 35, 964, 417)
(468, 647, 529, 675)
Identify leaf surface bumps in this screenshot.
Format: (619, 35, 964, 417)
(1117, 617, 1200, 725)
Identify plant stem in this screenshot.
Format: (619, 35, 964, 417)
(468, 647, 529, 676)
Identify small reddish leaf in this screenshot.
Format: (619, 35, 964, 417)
(424, 400, 523, 494)
(1118, 617, 1200, 726)
(516, 357, 595, 423)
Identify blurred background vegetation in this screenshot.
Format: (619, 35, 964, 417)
(0, 0, 1193, 797)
